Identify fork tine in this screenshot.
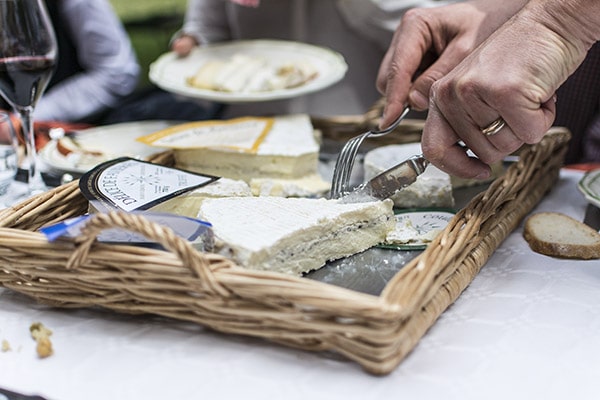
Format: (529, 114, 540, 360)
(331, 138, 357, 197)
(331, 155, 349, 198)
(329, 105, 412, 199)
(330, 157, 347, 198)
(339, 134, 364, 190)
(339, 135, 366, 194)
(331, 138, 357, 196)
(332, 146, 351, 195)
(330, 132, 367, 198)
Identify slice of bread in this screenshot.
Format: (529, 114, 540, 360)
(523, 212, 600, 259)
(56, 136, 103, 157)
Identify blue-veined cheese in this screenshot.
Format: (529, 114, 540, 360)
(198, 196, 395, 275)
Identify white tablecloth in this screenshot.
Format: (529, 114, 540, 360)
(1, 169, 599, 400)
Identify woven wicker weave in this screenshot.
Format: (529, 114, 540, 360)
(312, 97, 424, 147)
(0, 121, 570, 375)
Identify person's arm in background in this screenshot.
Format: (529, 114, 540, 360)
(171, 0, 231, 57)
(378, 0, 600, 179)
(335, 0, 464, 52)
(34, 0, 139, 123)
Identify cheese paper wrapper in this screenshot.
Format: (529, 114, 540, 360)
(40, 211, 214, 251)
(79, 157, 219, 212)
(60, 157, 220, 250)
(135, 117, 274, 153)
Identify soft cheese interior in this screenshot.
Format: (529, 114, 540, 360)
(198, 197, 395, 275)
(174, 114, 318, 177)
(150, 178, 252, 217)
(172, 114, 329, 197)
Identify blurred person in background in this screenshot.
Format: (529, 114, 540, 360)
(170, 0, 460, 119)
(0, 0, 221, 142)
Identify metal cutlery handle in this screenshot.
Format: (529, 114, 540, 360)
(369, 105, 411, 137)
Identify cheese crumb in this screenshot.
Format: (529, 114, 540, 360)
(30, 322, 53, 358)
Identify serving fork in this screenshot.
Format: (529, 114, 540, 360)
(329, 105, 411, 199)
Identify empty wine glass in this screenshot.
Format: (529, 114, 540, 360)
(0, 0, 57, 198)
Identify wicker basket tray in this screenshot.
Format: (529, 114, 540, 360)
(0, 118, 570, 375)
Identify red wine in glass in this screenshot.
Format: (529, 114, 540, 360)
(0, 55, 55, 109)
(0, 0, 57, 198)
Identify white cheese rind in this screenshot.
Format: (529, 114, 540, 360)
(198, 197, 395, 275)
(177, 151, 318, 180)
(150, 178, 251, 217)
(249, 173, 330, 197)
(175, 114, 321, 182)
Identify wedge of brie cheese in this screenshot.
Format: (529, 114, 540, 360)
(175, 114, 319, 179)
(137, 114, 328, 197)
(198, 196, 395, 275)
(249, 173, 330, 197)
(150, 178, 252, 218)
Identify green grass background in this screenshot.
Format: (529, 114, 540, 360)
(109, 0, 188, 87)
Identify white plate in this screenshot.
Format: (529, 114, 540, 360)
(577, 168, 600, 208)
(39, 120, 175, 175)
(148, 39, 348, 103)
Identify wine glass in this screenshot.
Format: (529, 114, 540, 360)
(0, 112, 18, 206)
(0, 0, 57, 198)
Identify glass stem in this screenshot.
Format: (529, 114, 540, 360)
(19, 107, 45, 194)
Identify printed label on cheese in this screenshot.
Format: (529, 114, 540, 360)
(135, 117, 274, 153)
(380, 208, 456, 250)
(79, 157, 218, 212)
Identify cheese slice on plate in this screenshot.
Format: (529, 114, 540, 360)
(198, 196, 395, 275)
(186, 54, 318, 93)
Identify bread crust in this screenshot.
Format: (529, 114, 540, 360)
(523, 212, 600, 259)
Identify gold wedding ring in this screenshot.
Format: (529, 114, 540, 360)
(481, 117, 506, 136)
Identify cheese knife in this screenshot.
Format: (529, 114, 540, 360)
(584, 203, 600, 231)
(340, 154, 429, 203)
(0, 387, 47, 400)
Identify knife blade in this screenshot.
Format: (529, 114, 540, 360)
(340, 154, 429, 203)
(0, 387, 47, 400)
(583, 203, 600, 231)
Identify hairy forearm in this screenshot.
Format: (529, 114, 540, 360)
(495, 0, 600, 94)
(521, 0, 600, 49)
